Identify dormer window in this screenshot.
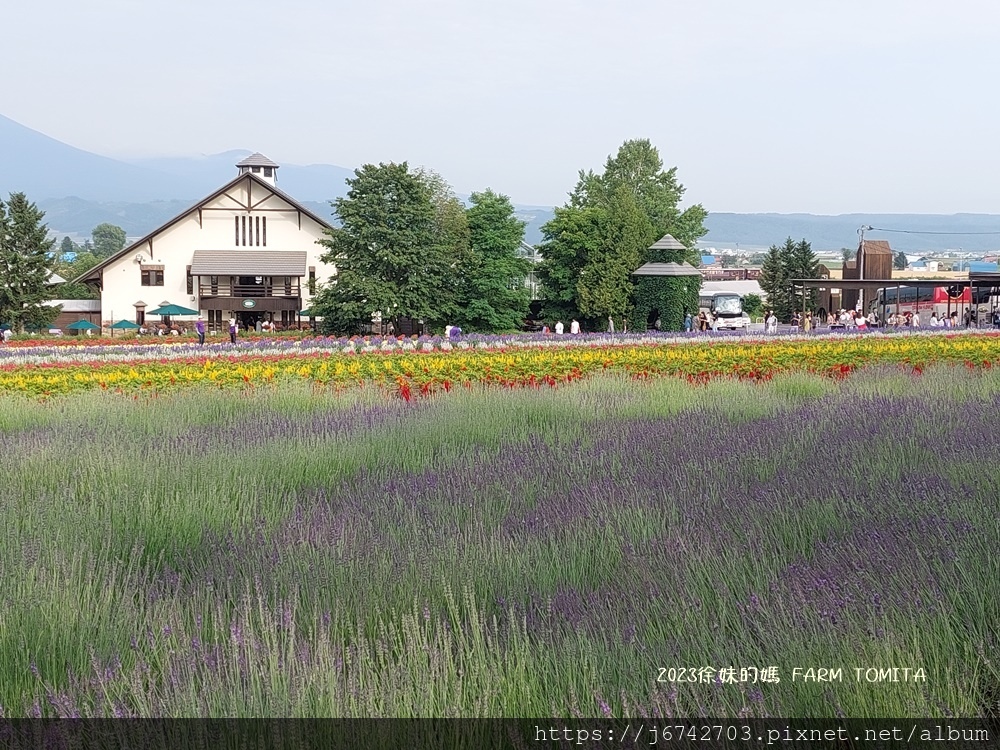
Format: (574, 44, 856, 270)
(235, 153, 279, 184)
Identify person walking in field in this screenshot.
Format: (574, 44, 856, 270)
(195, 316, 206, 345)
(228, 318, 237, 344)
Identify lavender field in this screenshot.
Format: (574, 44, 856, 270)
(0, 367, 998, 719)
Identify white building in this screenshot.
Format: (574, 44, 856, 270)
(79, 154, 334, 331)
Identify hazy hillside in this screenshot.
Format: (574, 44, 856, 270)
(0, 114, 194, 202)
(702, 213, 1000, 253)
(5, 113, 1000, 252)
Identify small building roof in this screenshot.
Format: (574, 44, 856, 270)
(633, 262, 702, 277)
(43, 299, 102, 312)
(236, 152, 280, 168)
(648, 234, 687, 251)
(859, 239, 893, 255)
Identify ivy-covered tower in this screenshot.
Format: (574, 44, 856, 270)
(630, 235, 702, 332)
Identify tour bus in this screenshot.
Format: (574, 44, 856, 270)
(698, 291, 749, 329)
(872, 285, 973, 319)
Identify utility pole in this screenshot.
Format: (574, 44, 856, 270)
(857, 225, 873, 312)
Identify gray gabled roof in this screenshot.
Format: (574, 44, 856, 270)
(236, 152, 280, 168)
(190, 250, 307, 276)
(648, 234, 687, 251)
(633, 262, 702, 277)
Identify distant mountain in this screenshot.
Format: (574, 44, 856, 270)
(701, 213, 1000, 253)
(0, 114, 356, 206)
(127, 151, 355, 204)
(0, 113, 194, 202)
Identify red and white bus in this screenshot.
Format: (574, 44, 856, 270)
(873, 285, 973, 318)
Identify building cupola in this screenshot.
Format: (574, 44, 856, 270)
(236, 152, 280, 186)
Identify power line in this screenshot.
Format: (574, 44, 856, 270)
(869, 226, 1000, 236)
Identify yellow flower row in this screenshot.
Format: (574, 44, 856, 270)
(1, 334, 998, 397)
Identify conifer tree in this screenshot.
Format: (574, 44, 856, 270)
(0, 193, 57, 331)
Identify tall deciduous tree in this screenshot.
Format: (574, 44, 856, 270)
(455, 189, 531, 332)
(0, 193, 58, 331)
(535, 205, 604, 324)
(537, 139, 707, 327)
(311, 162, 449, 335)
(91, 223, 127, 259)
(577, 187, 651, 324)
(413, 168, 470, 324)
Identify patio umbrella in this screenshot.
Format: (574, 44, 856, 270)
(66, 319, 101, 333)
(299, 309, 313, 317)
(147, 303, 199, 316)
(109, 319, 141, 338)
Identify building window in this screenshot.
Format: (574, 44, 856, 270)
(241, 216, 247, 246)
(141, 269, 164, 286)
(308, 267, 316, 295)
(263, 167, 273, 178)
(255, 216, 260, 247)
(235, 216, 239, 245)
(252, 167, 261, 174)
(186, 266, 193, 295)
(210, 276, 218, 295)
(136, 309, 145, 326)
(262, 216, 267, 247)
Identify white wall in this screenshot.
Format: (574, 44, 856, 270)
(100, 177, 335, 323)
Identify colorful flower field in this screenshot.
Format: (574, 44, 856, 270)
(0, 331, 998, 397)
(0, 334, 998, 722)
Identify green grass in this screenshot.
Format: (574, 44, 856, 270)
(0, 365, 997, 718)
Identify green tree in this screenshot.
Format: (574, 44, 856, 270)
(454, 189, 531, 332)
(537, 139, 707, 329)
(311, 162, 449, 335)
(742, 292, 763, 319)
(535, 204, 603, 324)
(0, 193, 58, 331)
(577, 186, 651, 325)
(789, 238, 820, 313)
(841, 247, 856, 263)
(413, 168, 470, 325)
(56, 251, 101, 299)
(91, 223, 127, 259)
(758, 242, 790, 321)
(757, 237, 819, 321)
(894, 251, 908, 270)
(58, 235, 77, 263)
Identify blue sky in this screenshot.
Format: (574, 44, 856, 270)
(6, 0, 999, 212)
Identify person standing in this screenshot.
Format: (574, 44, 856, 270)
(228, 317, 237, 344)
(195, 316, 206, 345)
(555, 320, 564, 335)
(684, 312, 693, 332)
(766, 311, 778, 334)
(608, 316, 615, 334)
(570, 319, 581, 334)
